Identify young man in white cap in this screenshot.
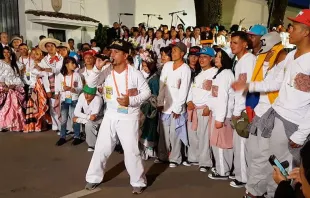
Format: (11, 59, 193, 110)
(234, 10, 310, 197)
(230, 31, 257, 188)
(73, 85, 103, 152)
(233, 32, 287, 198)
(37, 38, 62, 132)
(85, 39, 150, 194)
(157, 42, 192, 168)
(185, 47, 218, 172)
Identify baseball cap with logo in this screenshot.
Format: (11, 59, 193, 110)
(170, 42, 187, 54)
(188, 46, 201, 56)
(247, 24, 268, 36)
(197, 47, 215, 57)
(288, 9, 310, 27)
(258, 32, 282, 54)
(108, 39, 132, 54)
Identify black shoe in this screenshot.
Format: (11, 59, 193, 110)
(208, 172, 229, 180)
(72, 138, 82, 146)
(56, 138, 66, 146)
(230, 179, 246, 188)
(199, 166, 211, 172)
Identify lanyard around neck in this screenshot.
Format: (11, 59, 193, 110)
(64, 74, 74, 88)
(112, 66, 128, 97)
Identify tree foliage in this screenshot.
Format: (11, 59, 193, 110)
(194, 0, 222, 27)
(94, 23, 109, 49)
(267, 0, 288, 26)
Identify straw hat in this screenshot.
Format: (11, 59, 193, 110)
(57, 42, 70, 50)
(39, 38, 61, 52)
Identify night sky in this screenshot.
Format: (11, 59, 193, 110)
(289, 0, 310, 8)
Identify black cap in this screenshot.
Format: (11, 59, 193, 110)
(188, 46, 201, 56)
(108, 39, 132, 54)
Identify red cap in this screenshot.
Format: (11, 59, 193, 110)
(83, 49, 97, 57)
(288, 9, 310, 27)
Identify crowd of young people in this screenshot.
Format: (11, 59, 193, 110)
(0, 9, 309, 198)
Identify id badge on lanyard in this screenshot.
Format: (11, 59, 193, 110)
(64, 74, 74, 104)
(112, 67, 129, 114)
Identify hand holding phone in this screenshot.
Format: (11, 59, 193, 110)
(269, 155, 289, 177)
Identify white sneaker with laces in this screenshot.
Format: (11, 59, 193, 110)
(182, 161, 191, 166)
(87, 147, 94, 152)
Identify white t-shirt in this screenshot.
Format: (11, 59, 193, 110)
(157, 61, 192, 114)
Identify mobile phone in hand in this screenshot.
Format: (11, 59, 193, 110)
(269, 155, 289, 177)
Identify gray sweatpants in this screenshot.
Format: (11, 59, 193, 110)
(158, 116, 182, 164)
(246, 128, 270, 196)
(233, 129, 248, 183)
(187, 110, 212, 167)
(85, 119, 103, 148)
(265, 117, 293, 198)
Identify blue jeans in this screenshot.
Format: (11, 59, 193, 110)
(60, 100, 80, 139)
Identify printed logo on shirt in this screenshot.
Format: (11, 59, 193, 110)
(294, 73, 310, 92)
(105, 86, 113, 99)
(203, 80, 212, 91)
(211, 85, 219, 97)
(238, 73, 247, 82)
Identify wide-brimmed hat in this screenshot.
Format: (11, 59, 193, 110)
(39, 38, 61, 52)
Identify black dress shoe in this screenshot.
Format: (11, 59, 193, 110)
(56, 138, 66, 146)
(72, 138, 83, 146)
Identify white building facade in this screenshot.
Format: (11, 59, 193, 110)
(16, 0, 301, 48)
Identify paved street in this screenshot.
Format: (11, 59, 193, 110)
(0, 131, 244, 198)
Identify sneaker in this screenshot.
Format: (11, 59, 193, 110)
(211, 167, 216, 173)
(72, 138, 83, 146)
(132, 187, 144, 194)
(199, 166, 210, 173)
(85, 182, 99, 190)
(230, 179, 246, 188)
(55, 138, 66, 146)
(87, 147, 95, 152)
(182, 161, 192, 167)
(208, 172, 229, 180)
(169, 162, 178, 168)
(229, 173, 236, 180)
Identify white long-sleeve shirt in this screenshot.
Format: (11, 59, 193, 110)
(250, 50, 310, 145)
(0, 60, 24, 86)
(187, 67, 218, 107)
(41, 53, 63, 93)
(233, 53, 256, 116)
(152, 38, 165, 58)
(74, 93, 103, 124)
(249, 60, 285, 117)
(88, 64, 151, 120)
(55, 72, 83, 102)
(182, 37, 196, 53)
(157, 61, 191, 114)
(210, 69, 235, 122)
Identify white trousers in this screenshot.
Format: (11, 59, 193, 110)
(86, 117, 147, 187)
(233, 129, 248, 183)
(50, 98, 60, 131)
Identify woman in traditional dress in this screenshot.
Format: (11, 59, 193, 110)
(0, 47, 26, 131)
(24, 48, 51, 133)
(140, 51, 160, 160)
